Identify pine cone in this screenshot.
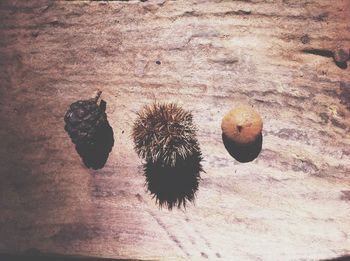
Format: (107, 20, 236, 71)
(64, 91, 114, 169)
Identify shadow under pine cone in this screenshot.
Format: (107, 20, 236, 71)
(75, 122, 114, 170)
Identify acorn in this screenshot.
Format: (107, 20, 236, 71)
(132, 103, 203, 209)
(221, 104, 263, 162)
(221, 104, 263, 145)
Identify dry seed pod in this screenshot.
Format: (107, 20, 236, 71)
(64, 91, 105, 145)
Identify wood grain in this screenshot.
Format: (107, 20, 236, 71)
(0, 0, 349, 260)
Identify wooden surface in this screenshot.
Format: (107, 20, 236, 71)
(0, 0, 350, 260)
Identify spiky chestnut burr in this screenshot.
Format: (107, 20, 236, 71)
(132, 103, 203, 209)
(64, 90, 114, 169)
(132, 103, 200, 167)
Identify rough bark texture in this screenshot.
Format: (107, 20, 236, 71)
(0, 0, 349, 260)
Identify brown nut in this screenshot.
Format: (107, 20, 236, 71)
(334, 48, 349, 64)
(221, 105, 263, 145)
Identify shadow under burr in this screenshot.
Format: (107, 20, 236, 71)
(143, 152, 203, 210)
(222, 132, 262, 163)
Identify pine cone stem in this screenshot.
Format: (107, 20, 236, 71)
(92, 90, 102, 104)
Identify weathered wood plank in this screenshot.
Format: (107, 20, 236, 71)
(0, 0, 349, 260)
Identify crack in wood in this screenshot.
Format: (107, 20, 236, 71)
(135, 194, 190, 257)
(301, 48, 334, 58)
